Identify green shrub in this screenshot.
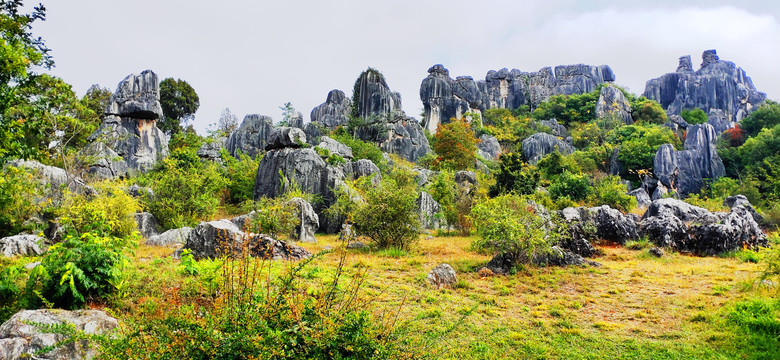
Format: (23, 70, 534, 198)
(471, 194, 553, 263)
(536, 151, 581, 180)
(612, 124, 679, 175)
(148, 157, 228, 230)
(532, 87, 602, 126)
(680, 108, 708, 125)
(26, 230, 136, 309)
(631, 98, 668, 124)
(549, 172, 591, 202)
(588, 176, 637, 212)
(741, 100, 780, 138)
(0, 165, 42, 237)
(242, 196, 298, 239)
(222, 150, 260, 204)
(331, 132, 386, 169)
(57, 181, 140, 238)
(427, 169, 457, 228)
(489, 153, 540, 197)
(431, 117, 478, 171)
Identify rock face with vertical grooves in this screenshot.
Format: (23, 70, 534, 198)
(84, 70, 169, 179)
(352, 69, 430, 162)
(521, 133, 574, 164)
(420, 64, 615, 133)
(595, 84, 633, 124)
(227, 114, 275, 158)
(310, 89, 351, 129)
(644, 49, 766, 123)
(477, 134, 501, 161)
(0, 309, 119, 360)
(417, 191, 442, 230)
(653, 123, 725, 196)
(288, 197, 319, 243)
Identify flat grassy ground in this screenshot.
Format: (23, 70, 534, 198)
(106, 234, 776, 360)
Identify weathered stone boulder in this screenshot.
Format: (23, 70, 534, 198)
(7, 160, 92, 198)
(643, 198, 711, 222)
(427, 263, 457, 288)
(84, 70, 168, 179)
(534, 246, 601, 267)
(197, 137, 227, 163)
(557, 208, 596, 257)
(417, 191, 442, 230)
(653, 123, 725, 196)
(421, 64, 615, 133)
(128, 184, 154, 199)
(183, 220, 311, 260)
(288, 197, 319, 243)
(226, 114, 274, 158)
(310, 89, 351, 129)
(0, 234, 45, 257)
(707, 109, 733, 135)
(539, 119, 568, 138)
(640, 214, 689, 248)
(134, 212, 159, 239)
(145, 226, 192, 247)
(629, 188, 652, 208)
(687, 205, 768, 255)
(644, 50, 766, 122)
(477, 134, 501, 161)
(724, 195, 763, 224)
(569, 206, 639, 245)
(595, 85, 633, 124)
(0, 309, 118, 360)
(522, 133, 574, 164)
(343, 159, 381, 183)
(317, 136, 353, 160)
(265, 127, 307, 151)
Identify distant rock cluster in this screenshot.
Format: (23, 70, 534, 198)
(419, 63, 615, 133)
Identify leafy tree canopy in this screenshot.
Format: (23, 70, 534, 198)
(432, 117, 479, 171)
(159, 78, 199, 135)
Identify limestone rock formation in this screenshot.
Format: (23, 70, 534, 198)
(134, 212, 159, 239)
(417, 191, 442, 230)
(0, 234, 46, 257)
(265, 127, 307, 151)
(317, 136, 353, 160)
(539, 119, 568, 138)
(84, 70, 169, 179)
(226, 114, 274, 158)
(420, 64, 615, 133)
(288, 197, 319, 243)
(595, 85, 633, 124)
(342, 159, 381, 183)
(197, 137, 227, 163)
(145, 226, 192, 247)
(653, 124, 725, 196)
(183, 220, 311, 260)
(427, 263, 457, 288)
(310, 89, 351, 129)
(644, 50, 766, 123)
(7, 160, 92, 198)
(522, 133, 574, 164)
(477, 134, 501, 161)
(0, 309, 118, 360)
(629, 188, 652, 208)
(351, 69, 430, 162)
(724, 195, 763, 224)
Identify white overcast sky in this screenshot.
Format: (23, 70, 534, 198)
(32, 0, 780, 134)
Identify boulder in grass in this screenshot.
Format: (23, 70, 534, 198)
(427, 263, 457, 288)
(183, 220, 311, 261)
(0, 234, 46, 257)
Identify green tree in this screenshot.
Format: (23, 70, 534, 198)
(532, 87, 601, 126)
(631, 98, 668, 124)
(489, 152, 540, 196)
(0, 0, 53, 164)
(680, 108, 708, 124)
(432, 117, 479, 170)
(610, 124, 680, 175)
(278, 102, 296, 127)
(159, 78, 200, 135)
(741, 100, 780, 138)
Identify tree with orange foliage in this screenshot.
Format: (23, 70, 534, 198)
(432, 117, 479, 171)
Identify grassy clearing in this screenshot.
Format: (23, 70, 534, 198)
(3, 233, 775, 359)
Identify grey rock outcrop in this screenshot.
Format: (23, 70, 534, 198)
(302, 122, 324, 145)
(265, 127, 307, 151)
(522, 133, 574, 164)
(197, 137, 227, 163)
(420, 64, 615, 133)
(644, 50, 766, 122)
(629, 188, 652, 208)
(724, 195, 763, 224)
(343, 159, 381, 183)
(84, 70, 169, 179)
(566, 206, 639, 245)
(534, 246, 601, 267)
(134, 212, 159, 239)
(427, 263, 457, 288)
(707, 109, 733, 135)
(310, 89, 351, 129)
(128, 184, 154, 199)
(595, 85, 633, 124)
(351, 70, 430, 162)
(7, 160, 92, 198)
(0, 309, 118, 360)
(639, 198, 767, 254)
(145, 227, 192, 246)
(0, 235, 45, 257)
(226, 114, 274, 158)
(288, 197, 319, 243)
(653, 123, 725, 196)
(183, 220, 311, 260)
(417, 191, 442, 230)
(539, 119, 568, 138)
(317, 136, 353, 160)
(477, 134, 501, 161)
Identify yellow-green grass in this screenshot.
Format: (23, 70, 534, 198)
(3, 233, 774, 359)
